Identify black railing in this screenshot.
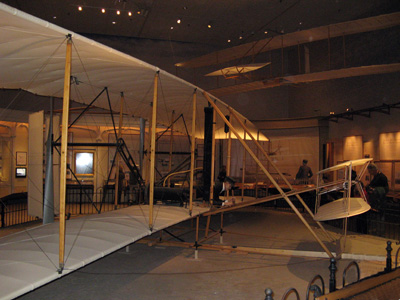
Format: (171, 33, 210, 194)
(0, 185, 142, 228)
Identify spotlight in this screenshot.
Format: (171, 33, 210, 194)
(78, 6, 82, 11)
(137, 10, 141, 14)
(177, 19, 181, 24)
(264, 31, 268, 34)
(227, 39, 231, 43)
(170, 26, 174, 30)
(101, 8, 106, 13)
(112, 21, 116, 24)
(239, 36, 243, 40)
(207, 24, 212, 29)
(128, 11, 132, 16)
(53, 16, 57, 19)
(117, 10, 121, 15)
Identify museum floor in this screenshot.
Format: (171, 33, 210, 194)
(5, 207, 392, 300)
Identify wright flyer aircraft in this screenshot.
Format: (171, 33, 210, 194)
(0, 3, 375, 299)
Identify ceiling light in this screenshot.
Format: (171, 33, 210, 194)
(264, 31, 268, 34)
(117, 10, 121, 15)
(101, 8, 106, 13)
(227, 39, 231, 43)
(239, 36, 243, 40)
(128, 11, 132, 16)
(207, 24, 212, 29)
(78, 6, 82, 11)
(112, 21, 116, 24)
(171, 26, 174, 30)
(330, 112, 335, 115)
(53, 16, 57, 19)
(137, 10, 141, 15)
(177, 19, 181, 24)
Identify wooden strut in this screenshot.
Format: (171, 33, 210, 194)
(149, 72, 159, 230)
(226, 112, 232, 198)
(114, 92, 125, 209)
(241, 123, 246, 201)
(189, 91, 196, 215)
(202, 92, 334, 258)
(228, 107, 334, 242)
(168, 110, 175, 187)
(59, 35, 72, 273)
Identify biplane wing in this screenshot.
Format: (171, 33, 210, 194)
(205, 63, 270, 77)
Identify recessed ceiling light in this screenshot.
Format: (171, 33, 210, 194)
(177, 19, 181, 24)
(137, 10, 141, 15)
(239, 36, 243, 40)
(112, 21, 116, 25)
(227, 39, 231, 43)
(207, 24, 212, 29)
(101, 8, 106, 13)
(53, 16, 57, 19)
(171, 26, 174, 30)
(264, 31, 268, 34)
(78, 6, 82, 11)
(128, 11, 132, 16)
(117, 10, 121, 15)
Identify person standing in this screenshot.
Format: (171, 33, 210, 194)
(295, 159, 313, 184)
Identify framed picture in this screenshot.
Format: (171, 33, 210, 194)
(16, 151, 27, 166)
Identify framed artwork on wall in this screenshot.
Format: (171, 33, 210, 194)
(16, 151, 27, 166)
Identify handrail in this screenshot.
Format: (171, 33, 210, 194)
(281, 288, 300, 300)
(306, 274, 325, 300)
(163, 168, 202, 187)
(343, 261, 360, 287)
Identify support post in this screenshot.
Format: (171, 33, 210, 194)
(385, 241, 392, 273)
(59, 35, 72, 273)
(241, 125, 246, 201)
(189, 91, 196, 214)
(203, 92, 333, 258)
(209, 105, 216, 205)
(149, 72, 159, 230)
(329, 258, 337, 292)
(168, 110, 175, 187)
(43, 97, 54, 224)
(114, 92, 125, 209)
(195, 216, 200, 259)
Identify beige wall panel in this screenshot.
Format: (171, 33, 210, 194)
(28, 111, 44, 218)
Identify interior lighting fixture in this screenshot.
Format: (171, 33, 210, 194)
(227, 39, 231, 43)
(117, 10, 121, 15)
(239, 36, 243, 40)
(330, 112, 335, 115)
(177, 19, 181, 24)
(78, 6, 83, 11)
(170, 26, 174, 30)
(128, 11, 132, 16)
(53, 16, 57, 19)
(101, 8, 106, 13)
(207, 24, 212, 29)
(264, 31, 268, 34)
(112, 21, 116, 24)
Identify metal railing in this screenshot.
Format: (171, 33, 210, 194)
(0, 185, 141, 228)
(264, 241, 399, 299)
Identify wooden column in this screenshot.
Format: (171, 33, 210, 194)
(168, 110, 175, 187)
(203, 92, 333, 258)
(241, 126, 246, 201)
(189, 91, 196, 214)
(59, 35, 72, 272)
(114, 92, 124, 209)
(149, 72, 159, 230)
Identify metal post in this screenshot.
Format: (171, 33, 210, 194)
(329, 258, 337, 293)
(264, 288, 274, 300)
(189, 92, 196, 215)
(385, 241, 392, 273)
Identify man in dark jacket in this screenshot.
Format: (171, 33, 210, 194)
(366, 163, 389, 211)
(213, 176, 236, 207)
(295, 159, 313, 184)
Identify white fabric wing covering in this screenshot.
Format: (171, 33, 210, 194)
(0, 3, 267, 141)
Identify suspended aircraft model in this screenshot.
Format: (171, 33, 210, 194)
(205, 62, 271, 79)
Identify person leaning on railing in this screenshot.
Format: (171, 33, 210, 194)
(366, 163, 389, 212)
